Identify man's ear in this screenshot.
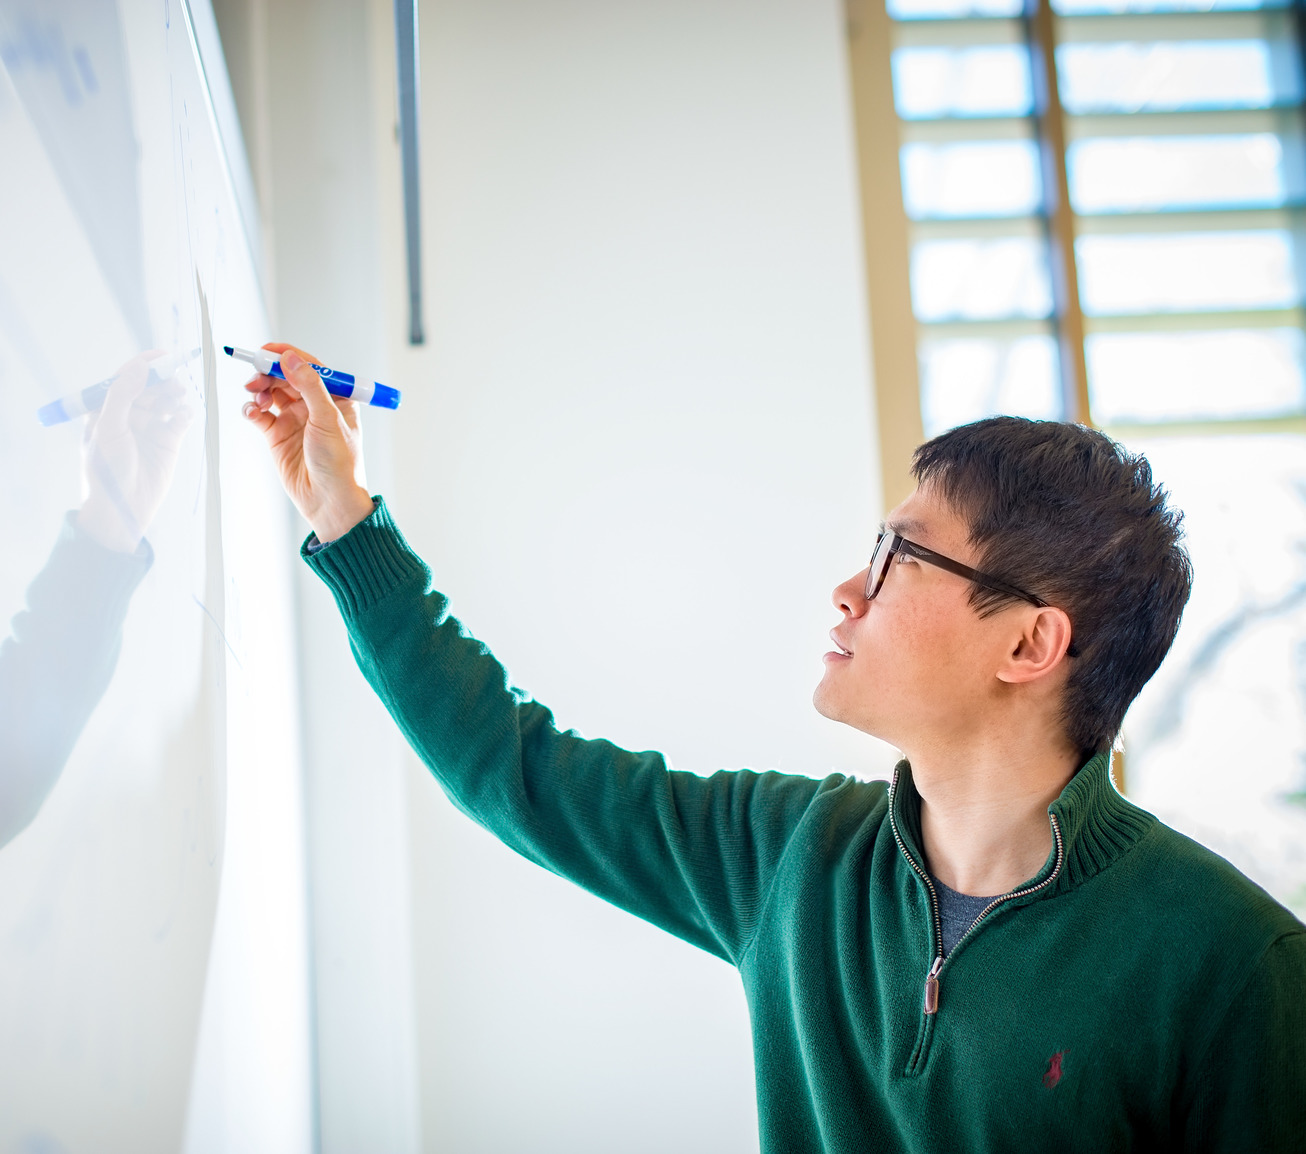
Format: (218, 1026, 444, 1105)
(996, 606, 1074, 685)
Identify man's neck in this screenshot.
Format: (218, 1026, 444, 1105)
(910, 740, 1080, 897)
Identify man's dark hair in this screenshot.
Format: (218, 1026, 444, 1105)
(912, 416, 1192, 759)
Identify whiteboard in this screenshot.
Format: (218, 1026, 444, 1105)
(0, 2, 309, 1150)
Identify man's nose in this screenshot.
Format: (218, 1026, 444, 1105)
(832, 570, 869, 616)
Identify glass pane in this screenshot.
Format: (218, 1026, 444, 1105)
(901, 140, 1043, 218)
(918, 335, 1061, 436)
(892, 46, 1033, 119)
(911, 237, 1053, 320)
(1119, 433, 1306, 917)
(1058, 41, 1302, 114)
(890, 0, 1023, 19)
(1054, 0, 1287, 14)
(1087, 329, 1306, 422)
(1076, 231, 1300, 314)
(1068, 134, 1306, 212)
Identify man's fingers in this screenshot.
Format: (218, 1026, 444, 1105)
(242, 341, 340, 432)
(242, 382, 302, 414)
(267, 384, 301, 410)
(247, 371, 301, 397)
(261, 340, 323, 363)
(280, 349, 338, 425)
(260, 340, 324, 400)
(243, 400, 277, 435)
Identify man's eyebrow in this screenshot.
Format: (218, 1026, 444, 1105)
(884, 516, 929, 540)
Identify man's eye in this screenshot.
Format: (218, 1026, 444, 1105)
(896, 552, 915, 564)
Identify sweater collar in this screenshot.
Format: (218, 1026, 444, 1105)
(889, 751, 1157, 898)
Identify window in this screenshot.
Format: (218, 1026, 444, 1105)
(879, 0, 1306, 915)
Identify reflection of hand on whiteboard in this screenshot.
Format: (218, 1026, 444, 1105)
(76, 351, 196, 554)
(0, 354, 184, 848)
(242, 342, 375, 543)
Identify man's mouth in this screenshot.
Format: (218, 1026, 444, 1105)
(829, 631, 852, 657)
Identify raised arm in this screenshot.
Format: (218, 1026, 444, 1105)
(306, 499, 828, 960)
(242, 344, 832, 961)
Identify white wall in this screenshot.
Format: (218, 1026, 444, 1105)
(380, 2, 889, 1151)
(217, 0, 892, 1149)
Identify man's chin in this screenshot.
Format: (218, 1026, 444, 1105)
(813, 679, 890, 740)
(812, 679, 851, 725)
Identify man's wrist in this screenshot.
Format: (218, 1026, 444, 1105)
(310, 489, 376, 544)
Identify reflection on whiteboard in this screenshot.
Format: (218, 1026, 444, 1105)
(0, 2, 308, 1150)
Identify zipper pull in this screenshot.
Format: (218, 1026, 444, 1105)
(923, 955, 943, 1015)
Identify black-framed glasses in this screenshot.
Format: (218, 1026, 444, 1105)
(864, 531, 1049, 608)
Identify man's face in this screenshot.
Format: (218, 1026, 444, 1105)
(813, 482, 1028, 753)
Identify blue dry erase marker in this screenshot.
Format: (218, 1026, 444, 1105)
(36, 347, 200, 426)
(224, 345, 402, 410)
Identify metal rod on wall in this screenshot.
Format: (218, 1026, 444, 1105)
(395, 0, 424, 345)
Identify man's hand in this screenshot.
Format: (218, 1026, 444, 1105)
(242, 342, 375, 543)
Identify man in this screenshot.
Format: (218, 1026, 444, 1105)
(244, 344, 1305, 1152)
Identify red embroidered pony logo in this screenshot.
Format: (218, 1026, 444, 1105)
(1043, 1051, 1065, 1089)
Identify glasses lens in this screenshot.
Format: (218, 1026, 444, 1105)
(866, 533, 892, 600)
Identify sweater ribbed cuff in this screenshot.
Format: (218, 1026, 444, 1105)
(301, 496, 428, 618)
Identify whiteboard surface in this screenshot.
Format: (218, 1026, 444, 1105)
(0, 2, 309, 1150)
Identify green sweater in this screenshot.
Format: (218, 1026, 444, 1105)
(306, 499, 1306, 1153)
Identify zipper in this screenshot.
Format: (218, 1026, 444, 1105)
(922, 955, 943, 1014)
(887, 768, 945, 1009)
(888, 767, 1066, 1032)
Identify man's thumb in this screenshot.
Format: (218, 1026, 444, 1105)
(281, 349, 334, 420)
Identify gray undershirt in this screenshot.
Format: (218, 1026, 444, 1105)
(931, 876, 1000, 957)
